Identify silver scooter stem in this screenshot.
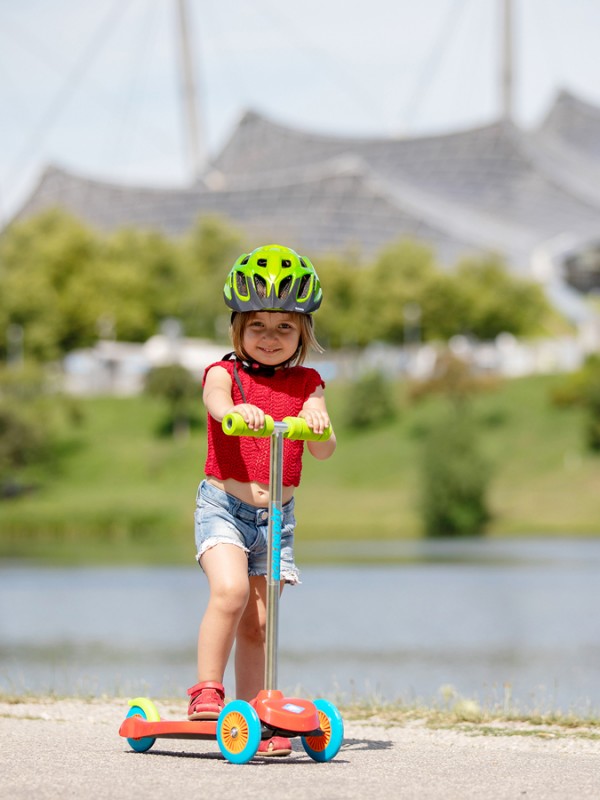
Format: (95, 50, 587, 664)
(264, 422, 287, 691)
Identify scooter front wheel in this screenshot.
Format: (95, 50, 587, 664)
(301, 699, 344, 762)
(217, 700, 261, 764)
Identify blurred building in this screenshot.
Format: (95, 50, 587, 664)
(63, 335, 225, 396)
(11, 90, 600, 326)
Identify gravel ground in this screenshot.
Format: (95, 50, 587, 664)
(1, 698, 599, 799)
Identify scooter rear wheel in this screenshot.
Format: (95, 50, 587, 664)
(125, 697, 160, 753)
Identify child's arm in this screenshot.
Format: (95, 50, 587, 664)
(203, 366, 266, 431)
(300, 386, 336, 460)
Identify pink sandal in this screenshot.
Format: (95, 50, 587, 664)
(257, 736, 292, 757)
(187, 681, 225, 720)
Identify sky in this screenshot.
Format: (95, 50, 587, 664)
(1, 0, 600, 222)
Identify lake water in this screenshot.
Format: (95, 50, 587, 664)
(1, 538, 600, 715)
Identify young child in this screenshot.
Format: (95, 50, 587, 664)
(188, 244, 336, 757)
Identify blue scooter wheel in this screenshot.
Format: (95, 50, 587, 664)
(217, 700, 261, 764)
(125, 697, 160, 753)
(301, 699, 344, 762)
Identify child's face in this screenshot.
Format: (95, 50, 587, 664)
(242, 311, 301, 366)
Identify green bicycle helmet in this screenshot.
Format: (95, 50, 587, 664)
(223, 244, 323, 314)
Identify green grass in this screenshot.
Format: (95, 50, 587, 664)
(2, 691, 598, 738)
(1, 374, 599, 564)
(339, 699, 600, 738)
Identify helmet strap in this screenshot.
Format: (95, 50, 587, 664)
(221, 351, 284, 379)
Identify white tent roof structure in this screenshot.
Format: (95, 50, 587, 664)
(12, 90, 600, 321)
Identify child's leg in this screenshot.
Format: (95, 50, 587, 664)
(196, 543, 250, 683)
(234, 577, 284, 700)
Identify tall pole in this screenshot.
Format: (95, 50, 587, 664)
(501, 0, 513, 122)
(176, 0, 205, 181)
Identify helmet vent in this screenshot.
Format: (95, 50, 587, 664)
(254, 275, 267, 298)
(297, 275, 311, 299)
(257, 258, 267, 267)
(235, 271, 249, 296)
(278, 276, 292, 299)
(281, 259, 292, 268)
(240, 255, 250, 265)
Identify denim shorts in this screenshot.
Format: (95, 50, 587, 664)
(194, 480, 300, 584)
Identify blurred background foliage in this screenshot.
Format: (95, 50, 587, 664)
(0, 209, 597, 552)
(0, 209, 558, 363)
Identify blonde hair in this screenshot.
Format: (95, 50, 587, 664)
(230, 312, 323, 367)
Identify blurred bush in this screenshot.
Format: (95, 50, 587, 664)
(344, 371, 397, 429)
(419, 408, 492, 537)
(144, 364, 202, 438)
(0, 363, 80, 497)
(549, 354, 600, 452)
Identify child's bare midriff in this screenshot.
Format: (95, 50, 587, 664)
(206, 475, 295, 507)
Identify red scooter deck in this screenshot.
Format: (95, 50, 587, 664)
(119, 715, 217, 741)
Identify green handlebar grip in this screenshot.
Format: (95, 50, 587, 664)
(222, 413, 275, 438)
(282, 416, 332, 441)
(222, 413, 332, 441)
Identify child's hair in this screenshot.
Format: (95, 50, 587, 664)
(230, 311, 324, 367)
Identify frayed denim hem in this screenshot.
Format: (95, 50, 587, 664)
(196, 539, 300, 585)
(196, 536, 248, 565)
(283, 571, 301, 586)
(247, 568, 301, 586)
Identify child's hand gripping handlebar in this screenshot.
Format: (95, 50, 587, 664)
(222, 412, 332, 442)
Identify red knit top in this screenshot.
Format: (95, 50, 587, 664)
(203, 360, 325, 486)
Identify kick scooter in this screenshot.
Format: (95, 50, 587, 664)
(119, 413, 344, 764)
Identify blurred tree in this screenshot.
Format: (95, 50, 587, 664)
(347, 240, 554, 345)
(449, 255, 551, 339)
(343, 242, 554, 346)
(419, 271, 469, 341)
(314, 252, 366, 348)
(91, 227, 183, 341)
(0, 209, 100, 360)
(362, 239, 439, 343)
(0, 212, 247, 361)
(178, 216, 246, 339)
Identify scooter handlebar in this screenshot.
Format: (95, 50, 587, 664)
(222, 413, 275, 438)
(222, 412, 332, 442)
(281, 416, 332, 441)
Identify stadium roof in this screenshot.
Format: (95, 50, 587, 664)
(13, 90, 600, 292)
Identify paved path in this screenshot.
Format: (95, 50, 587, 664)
(2, 699, 599, 799)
